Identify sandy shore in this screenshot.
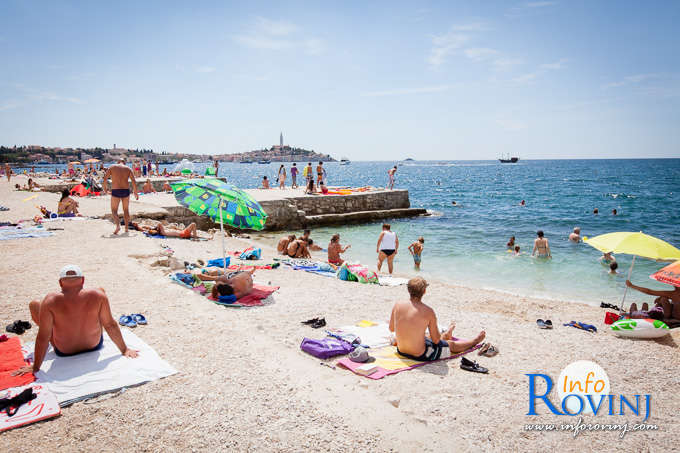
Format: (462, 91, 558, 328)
(0, 177, 678, 452)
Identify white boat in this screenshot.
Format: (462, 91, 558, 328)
(340, 157, 350, 165)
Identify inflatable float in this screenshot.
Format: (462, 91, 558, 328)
(610, 318, 670, 339)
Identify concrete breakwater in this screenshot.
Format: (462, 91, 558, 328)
(39, 178, 427, 230)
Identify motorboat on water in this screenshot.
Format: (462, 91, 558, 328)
(340, 157, 350, 165)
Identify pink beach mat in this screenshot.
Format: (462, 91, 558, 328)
(337, 343, 482, 380)
(207, 284, 279, 307)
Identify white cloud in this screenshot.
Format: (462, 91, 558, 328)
(496, 118, 527, 131)
(234, 17, 325, 56)
(540, 58, 568, 70)
(524, 1, 558, 7)
(254, 17, 298, 36)
(512, 73, 538, 84)
(196, 66, 216, 73)
(493, 57, 524, 71)
(464, 47, 498, 61)
(604, 73, 661, 89)
(361, 85, 450, 97)
(428, 31, 470, 67)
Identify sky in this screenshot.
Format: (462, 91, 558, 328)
(1, 1, 678, 160)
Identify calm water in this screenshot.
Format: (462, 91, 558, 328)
(21, 159, 680, 304)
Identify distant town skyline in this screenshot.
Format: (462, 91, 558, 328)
(0, 2, 678, 160)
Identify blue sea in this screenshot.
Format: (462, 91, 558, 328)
(20, 159, 680, 304)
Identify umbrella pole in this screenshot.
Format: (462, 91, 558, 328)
(620, 255, 637, 314)
(219, 197, 227, 276)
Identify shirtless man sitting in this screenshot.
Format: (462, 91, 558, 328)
(568, 227, 581, 243)
(102, 159, 138, 235)
(12, 265, 138, 376)
(142, 179, 156, 194)
(327, 233, 350, 266)
(300, 229, 323, 251)
(389, 277, 485, 361)
(532, 230, 551, 258)
(626, 279, 680, 320)
(277, 234, 296, 255)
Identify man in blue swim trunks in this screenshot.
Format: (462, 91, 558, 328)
(102, 158, 139, 235)
(12, 265, 138, 377)
(389, 277, 485, 362)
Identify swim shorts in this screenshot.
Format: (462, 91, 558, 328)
(179, 227, 192, 239)
(111, 188, 130, 198)
(381, 249, 395, 257)
(397, 338, 450, 362)
(413, 254, 421, 264)
(53, 335, 104, 357)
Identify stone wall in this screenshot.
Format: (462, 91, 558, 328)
(290, 190, 410, 215)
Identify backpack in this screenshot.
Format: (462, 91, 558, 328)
(300, 337, 354, 359)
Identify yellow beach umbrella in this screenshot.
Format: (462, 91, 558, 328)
(584, 231, 680, 310)
(83, 158, 100, 164)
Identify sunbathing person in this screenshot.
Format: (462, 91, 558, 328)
(193, 268, 256, 299)
(58, 189, 80, 216)
(328, 233, 350, 265)
(142, 179, 156, 193)
(162, 181, 173, 192)
(625, 302, 664, 320)
(626, 279, 680, 319)
(132, 221, 210, 240)
(12, 265, 138, 376)
(277, 234, 296, 255)
(389, 277, 485, 362)
(286, 238, 311, 258)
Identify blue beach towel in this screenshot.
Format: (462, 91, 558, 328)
(0, 226, 54, 241)
(239, 248, 262, 260)
(207, 257, 231, 268)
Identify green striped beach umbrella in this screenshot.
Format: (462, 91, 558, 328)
(170, 178, 268, 273)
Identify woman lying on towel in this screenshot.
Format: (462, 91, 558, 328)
(131, 221, 213, 240)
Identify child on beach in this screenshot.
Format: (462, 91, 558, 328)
(261, 176, 270, 189)
(609, 262, 619, 274)
(408, 237, 425, 269)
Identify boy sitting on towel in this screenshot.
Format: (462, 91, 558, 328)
(13, 265, 138, 377)
(389, 277, 485, 362)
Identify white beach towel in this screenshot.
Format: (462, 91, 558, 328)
(27, 330, 178, 406)
(334, 323, 393, 348)
(377, 276, 409, 287)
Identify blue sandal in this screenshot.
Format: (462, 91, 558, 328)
(131, 314, 147, 325)
(118, 315, 137, 328)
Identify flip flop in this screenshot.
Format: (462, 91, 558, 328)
(301, 318, 320, 325)
(481, 345, 499, 357)
(118, 315, 137, 328)
(537, 319, 547, 329)
(5, 321, 25, 335)
(460, 357, 488, 374)
(17, 320, 31, 330)
(131, 314, 147, 325)
(477, 342, 490, 356)
(311, 318, 327, 329)
(544, 320, 553, 329)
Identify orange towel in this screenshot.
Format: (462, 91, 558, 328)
(0, 337, 35, 390)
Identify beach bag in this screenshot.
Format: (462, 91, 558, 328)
(300, 337, 353, 359)
(337, 263, 358, 282)
(604, 312, 620, 325)
(346, 263, 379, 284)
(239, 247, 262, 260)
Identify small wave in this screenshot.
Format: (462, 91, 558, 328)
(426, 209, 444, 217)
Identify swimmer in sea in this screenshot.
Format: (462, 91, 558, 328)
(568, 227, 581, 243)
(600, 251, 616, 266)
(609, 262, 619, 275)
(507, 236, 515, 249)
(514, 245, 521, 256)
(532, 230, 551, 259)
(612, 209, 617, 216)
(593, 208, 599, 214)
(520, 200, 526, 206)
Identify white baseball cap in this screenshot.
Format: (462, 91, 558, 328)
(59, 264, 83, 279)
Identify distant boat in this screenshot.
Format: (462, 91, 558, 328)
(257, 160, 271, 164)
(404, 158, 414, 161)
(239, 160, 253, 164)
(340, 157, 350, 165)
(499, 154, 519, 163)
(36, 160, 50, 165)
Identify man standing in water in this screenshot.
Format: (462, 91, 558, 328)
(377, 223, 399, 274)
(102, 159, 138, 235)
(532, 230, 551, 258)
